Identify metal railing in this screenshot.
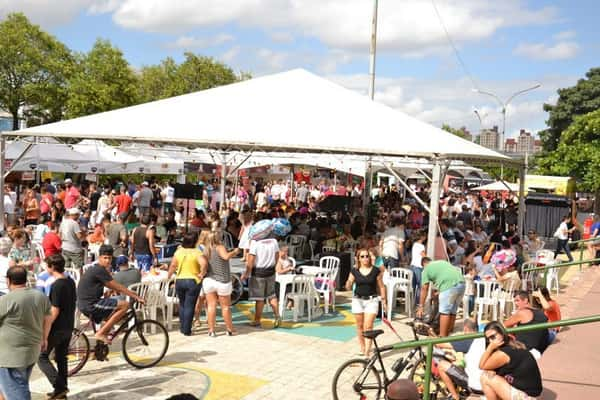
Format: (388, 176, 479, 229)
(522, 256, 600, 287)
(571, 236, 600, 271)
(388, 315, 600, 400)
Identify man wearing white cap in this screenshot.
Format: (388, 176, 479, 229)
(63, 179, 80, 210)
(59, 208, 85, 269)
(137, 181, 153, 218)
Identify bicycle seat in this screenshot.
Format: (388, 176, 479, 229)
(362, 329, 384, 339)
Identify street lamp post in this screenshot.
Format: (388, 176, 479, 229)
(473, 84, 541, 151)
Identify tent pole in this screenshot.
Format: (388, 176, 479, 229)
(0, 135, 5, 232)
(220, 152, 228, 215)
(3, 143, 33, 179)
(517, 157, 527, 237)
(362, 158, 372, 218)
(382, 162, 430, 212)
(426, 159, 442, 258)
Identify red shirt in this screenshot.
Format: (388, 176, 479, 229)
(64, 186, 80, 209)
(115, 194, 132, 214)
(40, 193, 53, 214)
(42, 231, 62, 257)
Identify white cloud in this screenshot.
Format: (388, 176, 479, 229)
(256, 48, 288, 71)
(220, 45, 241, 64)
(553, 30, 576, 41)
(514, 41, 579, 60)
(107, 0, 557, 56)
(328, 72, 577, 138)
(269, 31, 294, 44)
(166, 33, 234, 50)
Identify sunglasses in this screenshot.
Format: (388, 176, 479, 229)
(359, 254, 370, 259)
(486, 333, 499, 341)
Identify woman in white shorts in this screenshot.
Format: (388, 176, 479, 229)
(202, 230, 241, 337)
(345, 247, 387, 356)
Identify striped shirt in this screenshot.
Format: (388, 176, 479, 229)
(208, 246, 231, 283)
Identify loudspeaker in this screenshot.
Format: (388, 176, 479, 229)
(174, 183, 203, 200)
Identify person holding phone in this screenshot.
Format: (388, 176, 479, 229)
(479, 321, 542, 400)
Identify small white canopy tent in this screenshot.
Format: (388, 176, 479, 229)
(2, 68, 516, 254)
(470, 180, 519, 192)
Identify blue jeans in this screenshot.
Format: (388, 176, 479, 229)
(383, 257, 399, 269)
(175, 279, 202, 335)
(0, 364, 34, 400)
(410, 266, 423, 304)
(135, 254, 153, 272)
(555, 239, 573, 262)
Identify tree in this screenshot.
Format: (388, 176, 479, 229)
(539, 67, 600, 152)
(138, 53, 241, 103)
(66, 39, 139, 118)
(0, 13, 73, 130)
(537, 109, 600, 212)
(441, 124, 472, 140)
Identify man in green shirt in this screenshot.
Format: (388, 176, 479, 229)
(416, 258, 465, 337)
(0, 266, 52, 400)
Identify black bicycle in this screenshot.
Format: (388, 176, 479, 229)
(66, 300, 169, 376)
(331, 320, 446, 400)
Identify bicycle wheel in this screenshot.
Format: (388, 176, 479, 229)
(67, 328, 90, 377)
(407, 356, 444, 399)
(332, 358, 383, 400)
(122, 319, 169, 368)
(230, 273, 243, 305)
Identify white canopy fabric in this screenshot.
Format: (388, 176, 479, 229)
(4, 69, 511, 164)
(470, 181, 519, 192)
(6, 139, 184, 174)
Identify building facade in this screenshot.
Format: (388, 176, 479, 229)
(480, 126, 500, 150)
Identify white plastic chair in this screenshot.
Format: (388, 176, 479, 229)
(322, 245, 336, 253)
(286, 235, 306, 260)
(474, 280, 500, 322)
(65, 267, 81, 285)
(286, 275, 320, 322)
(497, 280, 518, 320)
(129, 281, 167, 333)
(545, 263, 560, 295)
(308, 240, 319, 262)
(221, 231, 235, 250)
(535, 249, 555, 264)
(314, 264, 339, 314)
(387, 268, 414, 318)
(521, 261, 539, 291)
(161, 277, 178, 330)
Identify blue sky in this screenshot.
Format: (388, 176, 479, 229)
(2, 0, 598, 139)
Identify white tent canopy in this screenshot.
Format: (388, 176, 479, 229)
(4, 69, 510, 164)
(470, 180, 519, 192)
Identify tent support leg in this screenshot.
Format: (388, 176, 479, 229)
(382, 162, 429, 213)
(0, 135, 5, 232)
(362, 158, 372, 218)
(426, 159, 442, 258)
(220, 152, 228, 215)
(517, 162, 527, 237)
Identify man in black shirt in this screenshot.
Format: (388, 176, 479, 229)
(37, 254, 77, 400)
(77, 245, 143, 344)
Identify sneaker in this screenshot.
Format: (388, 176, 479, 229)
(208, 331, 217, 337)
(46, 389, 68, 399)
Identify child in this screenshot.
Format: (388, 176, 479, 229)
(275, 246, 295, 309)
(463, 265, 476, 317)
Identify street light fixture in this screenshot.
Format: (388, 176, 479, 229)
(472, 84, 541, 151)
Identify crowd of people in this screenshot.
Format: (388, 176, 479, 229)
(0, 175, 595, 399)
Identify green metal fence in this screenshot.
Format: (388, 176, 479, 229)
(388, 314, 600, 399)
(393, 257, 600, 399)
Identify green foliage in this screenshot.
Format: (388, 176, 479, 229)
(441, 124, 471, 140)
(539, 67, 600, 152)
(65, 39, 139, 118)
(0, 13, 73, 129)
(536, 109, 600, 191)
(138, 53, 241, 103)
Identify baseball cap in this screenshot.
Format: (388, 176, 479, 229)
(67, 207, 81, 215)
(142, 181, 149, 186)
(115, 255, 129, 266)
(64, 178, 73, 184)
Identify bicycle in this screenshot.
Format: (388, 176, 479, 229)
(331, 320, 448, 400)
(66, 300, 170, 376)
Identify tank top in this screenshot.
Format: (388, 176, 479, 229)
(515, 307, 549, 353)
(208, 247, 231, 284)
(174, 247, 202, 283)
(351, 267, 379, 298)
(133, 226, 151, 255)
(495, 345, 543, 397)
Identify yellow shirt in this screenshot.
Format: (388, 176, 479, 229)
(174, 247, 203, 284)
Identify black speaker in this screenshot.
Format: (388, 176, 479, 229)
(174, 183, 203, 199)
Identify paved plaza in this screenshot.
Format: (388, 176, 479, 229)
(28, 264, 600, 400)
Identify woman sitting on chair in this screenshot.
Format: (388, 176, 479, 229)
(345, 247, 386, 357)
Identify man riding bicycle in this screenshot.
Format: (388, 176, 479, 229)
(77, 244, 144, 344)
